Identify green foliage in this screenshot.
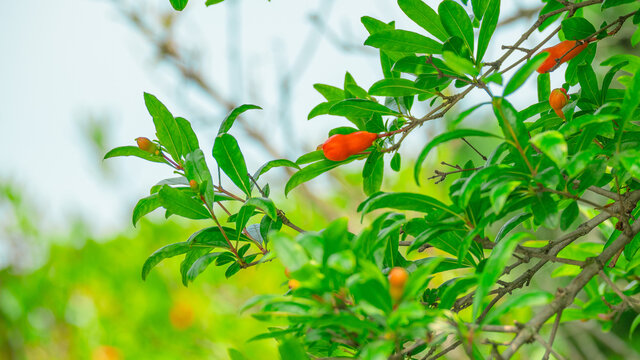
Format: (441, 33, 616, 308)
(105, 0, 640, 358)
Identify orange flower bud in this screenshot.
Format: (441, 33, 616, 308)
(284, 268, 291, 278)
(288, 279, 301, 290)
(322, 131, 378, 162)
(549, 88, 569, 119)
(135, 137, 158, 154)
(388, 267, 409, 288)
(189, 180, 199, 192)
(536, 40, 589, 74)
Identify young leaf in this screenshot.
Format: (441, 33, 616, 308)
(132, 194, 162, 226)
(476, 0, 500, 62)
(158, 185, 210, 220)
(364, 29, 443, 54)
(397, 0, 449, 42)
(253, 159, 300, 182)
(368, 78, 433, 96)
(503, 52, 548, 96)
(218, 104, 262, 135)
(141, 242, 191, 280)
(144, 93, 183, 163)
(530, 131, 568, 168)
(104, 146, 166, 163)
(212, 133, 252, 197)
(561, 17, 596, 40)
(285, 158, 358, 196)
(205, 0, 224, 5)
(439, 1, 474, 56)
(414, 129, 500, 185)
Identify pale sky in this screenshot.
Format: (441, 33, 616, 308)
(0, 0, 544, 236)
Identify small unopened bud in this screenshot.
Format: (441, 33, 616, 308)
(288, 279, 301, 290)
(189, 180, 199, 192)
(135, 137, 158, 154)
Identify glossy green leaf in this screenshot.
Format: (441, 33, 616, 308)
(489, 180, 521, 215)
(561, 17, 596, 40)
(439, 1, 474, 55)
(158, 185, 210, 220)
(363, 153, 384, 196)
(176, 117, 200, 157)
(537, 72, 550, 102)
(218, 104, 262, 135)
(228, 349, 249, 360)
(253, 159, 300, 181)
(617, 63, 640, 148)
(307, 101, 336, 120)
(503, 52, 548, 96)
(601, 61, 628, 104)
(495, 213, 531, 243)
(187, 226, 243, 248)
(205, 0, 224, 5)
(414, 129, 500, 185)
(368, 78, 432, 96)
(180, 248, 211, 286)
(476, 0, 500, 62)
(390, 153, 401, 172)
(398, 0, 449, 42)
(313, 83, 344, 101)
(359, 192, 459, 220)
(185, 149, 215, 206)
(329, 99, 401, 118)
(212, 133, 252, 197)
(561, 201, 579, 231)
(471, 0, 490, 20)
(364, 29, 443, 54)
(530, 130, 568, 168)
(141, 242, 190, 280)
(132, 194, 162, 226)
(473, 232, 528, 319)
(170, 0, 188, 11)
(443, 51, 478, 76)
(492, 97, 529, 159)
(144, 93, 183, 163)
(103, 146, 166, 163)
(577, 64, 600, 105)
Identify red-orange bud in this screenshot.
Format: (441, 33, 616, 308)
(288, 279, 301, 290)
(189, 180, 199, 192)
(388, 267, 409, 288)
(536, 40, 589, 74)
(135, 137, 158, 154)
(322, 131, 378, 162)
(549, 88, 569, 119)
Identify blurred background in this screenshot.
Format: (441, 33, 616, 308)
(1, 0, 639, 359)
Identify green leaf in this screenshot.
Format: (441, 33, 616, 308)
(188, 226, 242, 248)
(492, 97, 529, 160)
(363, 153, 384, 196)
(170, 0, 188, 11)
(495, 213, 531, 243)
(489, 180, 521, 215)
(476, 0, 500, 62)
(364, 29, 443, 54)
(271, 233, 309, 272)
(185, 149, 214, 204)
(630, 313, 640, 339)
(212, 133, 251, 197)
(176, 117, 200, 157)
(205, 0, 224, 5)
(285, 158, 357, 196)
(218, 104, 262, 135)
(397, 0, 449, 42)
(180, 248, 211, 286)
(186, 253, 221, 284)
(141, 242, 191, 280)
(132, 194, 162, 226)
(313, 84, 344, 101)
(503, 52, 548, 96)
(537, 73, 551, 103)
(577, 64, 600, 105)
(329, 99, 401, 118)
(530, 131, 568, 168)
(104, 146, 166, 163)
(619, 150, 640, 179)
(359, 192, 459, 220)
(561, 201, 579, 231)
(307, 101, 336, 120)
(414, 129, 500, 185)
(473, 232, 528, 319)
(601, 61, 628, 104)
(144, 93, 183, 163)
(439, 1, 474, 55)
(245, 197, 277, 221)
(443, 51, 478, 76)
(390, 153, 401, 171)
(617, 62, 640, 149)
(158, 185, 210, 220)
(368, 78, 433, 96)
(602, 0, 636, 9)
(278, 338, 310, 360)
(562, 17, 596, 40)
(471, 0, 490, 21)
(253, 159, 300, 181)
